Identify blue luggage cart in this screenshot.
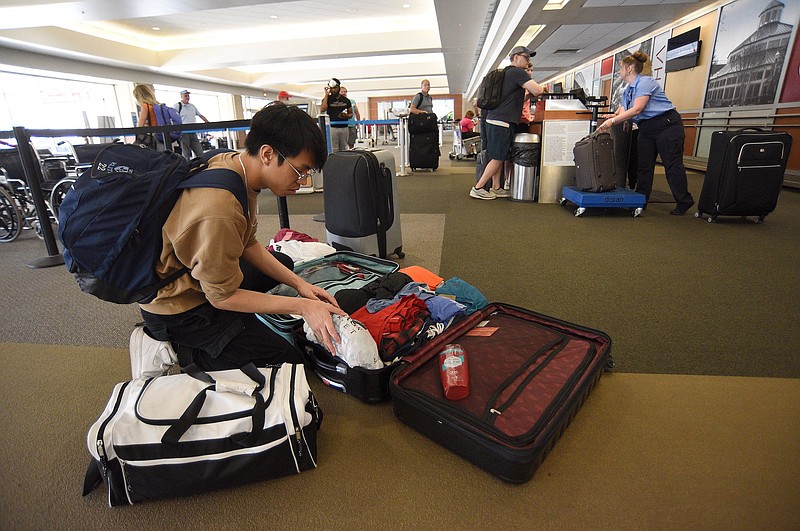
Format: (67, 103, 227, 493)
(560, 186, 646, 217)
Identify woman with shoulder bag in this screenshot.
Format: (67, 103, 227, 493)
(133, 84, 165, 151)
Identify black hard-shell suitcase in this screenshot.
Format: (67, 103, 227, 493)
(573, 131, 616, 192)
(410, 132, 439, 170)
(256, 252, 400, 403)
(408, 113, 438, 134)
(390, 302, 613, 483)
(323, 149, 404, 259)
(696, 128, 792, 223)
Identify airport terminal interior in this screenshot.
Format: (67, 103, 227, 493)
(0, 0, 798, 528)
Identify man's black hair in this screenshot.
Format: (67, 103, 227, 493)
(245, 102, 328, 170)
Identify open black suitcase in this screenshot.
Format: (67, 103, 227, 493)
(256, 251, 400, 403)
(573, 131, 616, 192)
(696, 128, 792, 223)
(390, 302, 613, 483)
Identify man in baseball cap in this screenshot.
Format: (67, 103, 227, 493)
(509, 46, 536, 58)
(320, 77, 352, 151)
(470, 45, 543, 200)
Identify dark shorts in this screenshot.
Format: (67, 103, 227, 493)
(485, 122, 515, 161)
(141, 251, 304, 371)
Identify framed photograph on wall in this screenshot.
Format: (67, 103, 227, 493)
(704, 0, 798, 108)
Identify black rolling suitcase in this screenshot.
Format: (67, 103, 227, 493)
(573, 131, 616, 192)
(257, 252, 400, 403)
(390, 302, 613, 483)
(410, 132, 439, 170)
(697, 128, 792, 223)
(323, 149, 404, 259)
(408, 113, 438, 134)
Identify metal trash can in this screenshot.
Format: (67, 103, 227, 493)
(510, 133, 540, 202)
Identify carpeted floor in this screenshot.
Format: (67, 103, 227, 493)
(0, 141, 798, 528)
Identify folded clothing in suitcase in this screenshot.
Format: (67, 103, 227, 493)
(408, 113, 438, 134)
(697, 128, 792, 223)
(324, 149, 404, 259)
(83, 363, 320, 506)
(573, 131, 616, 192)
(257, 251, 400, 403)
(390, 302, 613, 483)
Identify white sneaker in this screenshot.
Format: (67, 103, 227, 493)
(493, 188, 511, 198)
(469, 187, 496, 200)
(129, 325, 179, 379)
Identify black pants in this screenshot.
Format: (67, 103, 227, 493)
(635, 109, 694, 208)
(141, 251, 303, 371)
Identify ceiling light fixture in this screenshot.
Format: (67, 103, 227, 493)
(270, 15, 278, 19)
(151, 27, 161, 31)
(402, 4, 411, 8)
(513, 24, 545, 49)
(543, 0, 569, 10)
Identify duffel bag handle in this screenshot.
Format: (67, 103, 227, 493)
(161, 363, 267, 446)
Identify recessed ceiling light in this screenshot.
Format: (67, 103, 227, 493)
(270, 15, 278, 19)
(152, 27, 161, 31)
(402, 4, 411, 8)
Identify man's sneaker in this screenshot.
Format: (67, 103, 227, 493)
(129, 325, 179, 379)
(469, 187, 496, 200)
(493, 187, 511, 198)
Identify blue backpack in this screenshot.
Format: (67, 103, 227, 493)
(153, 103, 182, 142)
(57, 144, 248, 304)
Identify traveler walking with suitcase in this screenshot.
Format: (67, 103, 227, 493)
(597, 51, 694, 215)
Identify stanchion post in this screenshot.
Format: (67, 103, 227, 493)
(12, 126, 64, 269)
(397, 115, 410, 175)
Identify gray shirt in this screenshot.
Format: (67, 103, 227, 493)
(412, 92, 433, 113)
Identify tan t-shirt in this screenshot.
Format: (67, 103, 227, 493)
(140, 152, 260, 315)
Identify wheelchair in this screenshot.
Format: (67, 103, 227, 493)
(448, 126, 481, 161)
(0, 145, 76, 243)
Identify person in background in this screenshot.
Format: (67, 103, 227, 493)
(471, 46, 543, 200)
(597, 51, 694, 215)
(459, 110, 479, 140)
(139, 103, 345, 370)
(410, 79, 434, 114)
(277, 90, 292, 102)
(320, 78, 353, 152)
(340, 86, 361, 149)
(133, 84, 166, 151)
(516, 61, 534, 134)
(174, 90, 209, 160)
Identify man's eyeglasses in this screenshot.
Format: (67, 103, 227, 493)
(274, 149, 316, 181)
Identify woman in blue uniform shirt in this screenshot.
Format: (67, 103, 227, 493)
(598, 51, 694, 215)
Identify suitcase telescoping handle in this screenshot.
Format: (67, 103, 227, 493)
(161, 363, 268, 446)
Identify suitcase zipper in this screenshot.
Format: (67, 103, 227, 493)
(95, 381, 130, 471)
(288, 364, 303, 459)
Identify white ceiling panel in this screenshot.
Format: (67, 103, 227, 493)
(0, 0, 722, 102)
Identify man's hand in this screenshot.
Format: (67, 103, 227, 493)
(296, 282, 345, 353)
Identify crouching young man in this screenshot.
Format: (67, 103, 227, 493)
(140, 102, 345, 370)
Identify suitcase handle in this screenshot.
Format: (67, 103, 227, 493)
(161, 363, 268, 446)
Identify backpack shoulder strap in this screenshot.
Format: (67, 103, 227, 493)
(178, 167, 249, 220)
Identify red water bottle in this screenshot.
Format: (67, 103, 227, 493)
(439, 343, 469, 400)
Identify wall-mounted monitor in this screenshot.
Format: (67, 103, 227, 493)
(666, 27, 701, 73)
(552, 82, 563, 93)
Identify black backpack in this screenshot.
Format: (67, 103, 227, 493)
(476, 67, 508, 110)
(58, 144, 248, 304)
